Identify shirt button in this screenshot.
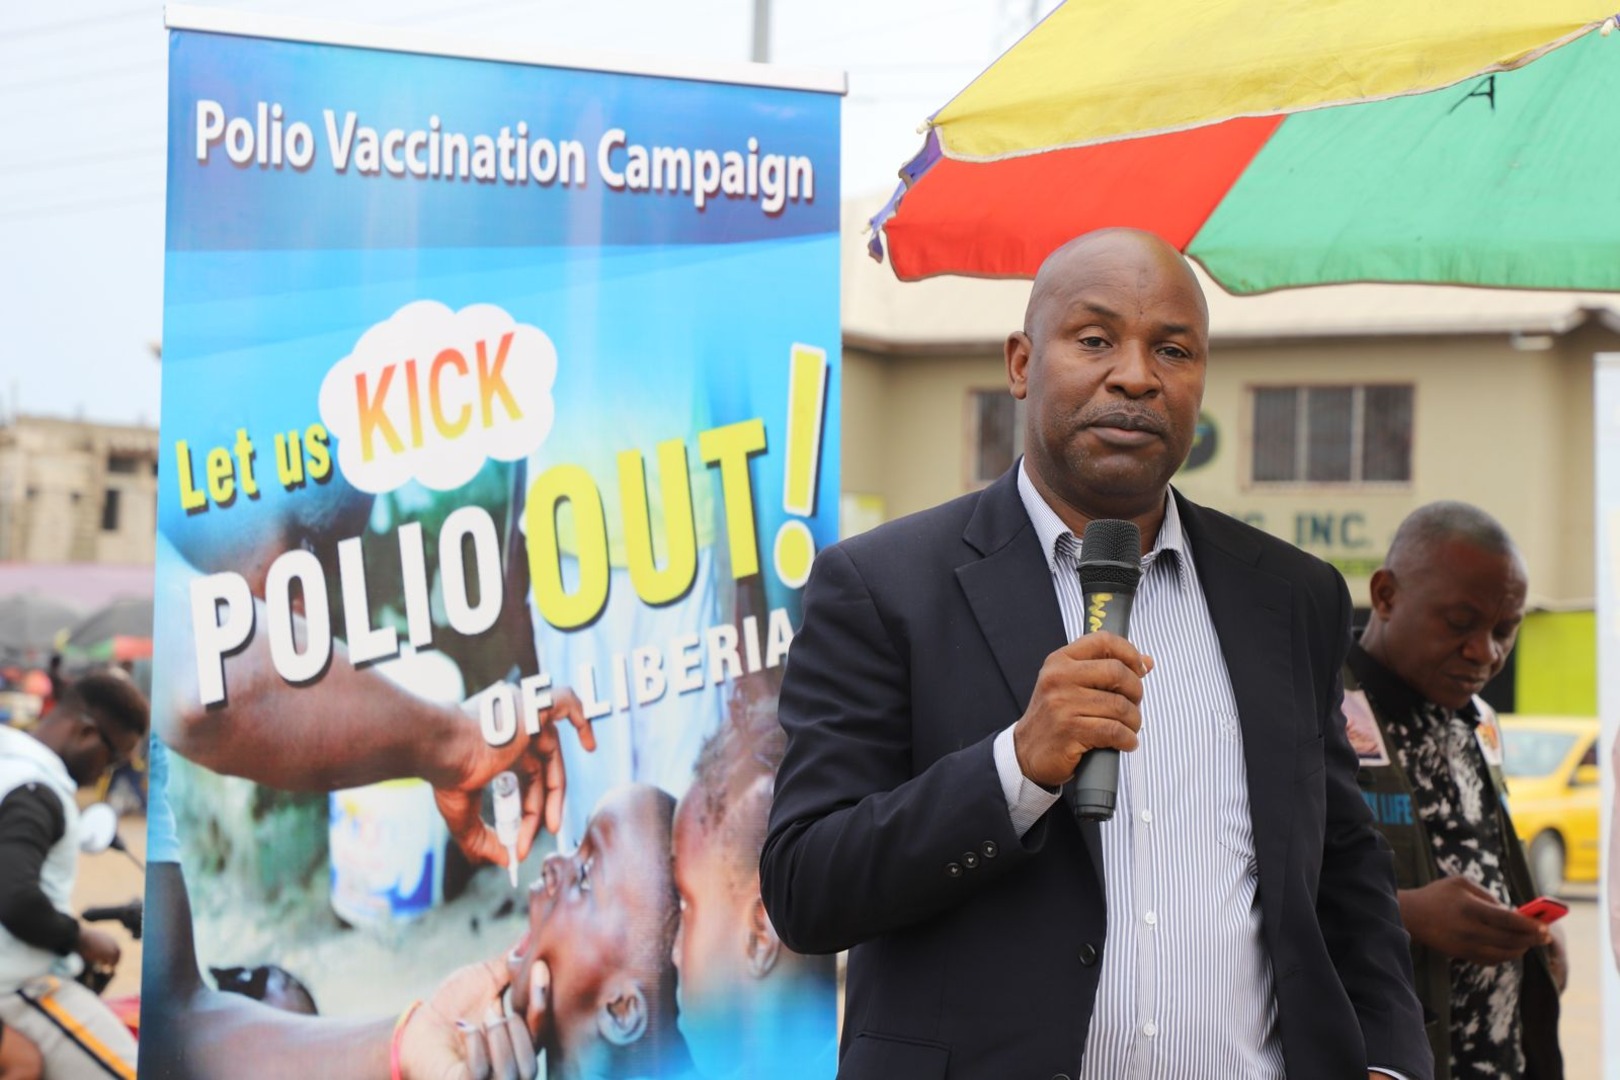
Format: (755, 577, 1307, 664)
(962, 852, 979, 869)
(1141, 809, 1153, 824)
(945, 862, 962, 878)
(1144, 911, 1157, 926)
(1077, 943, 1099, 967)
(981, 840, 998, 858)
(1143, 1021, 1158, 1037)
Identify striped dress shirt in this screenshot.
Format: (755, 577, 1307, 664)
(993, 463, 1285, 1079)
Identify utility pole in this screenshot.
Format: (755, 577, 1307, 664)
(751, 0, 770, 62)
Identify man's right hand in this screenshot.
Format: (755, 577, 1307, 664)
(1398, 876, 1549, 964)
(1012, 632, 1151, 789)
(74, 926, 121, 969)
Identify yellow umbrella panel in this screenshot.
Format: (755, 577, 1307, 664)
(932, 0, 1615, 161)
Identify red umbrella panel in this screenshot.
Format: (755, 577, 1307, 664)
(872, 118, 1283, 281)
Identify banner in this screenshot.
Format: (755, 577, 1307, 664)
(144, 12, 842, 1079)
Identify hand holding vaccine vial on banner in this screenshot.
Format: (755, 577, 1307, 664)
(493, 771, 522, 888)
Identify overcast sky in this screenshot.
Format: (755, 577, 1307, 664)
(0, 0, 1057, 427)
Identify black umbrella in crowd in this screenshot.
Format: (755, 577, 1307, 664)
(0, 592, 82, 659)
(63, 596, 156, 657)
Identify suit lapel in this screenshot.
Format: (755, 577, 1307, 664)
(956, 469, 1103, 877)
(1179, 494, 1297, 950)
(955, 474, 1067, 715)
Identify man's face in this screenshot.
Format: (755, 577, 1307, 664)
(1372, 538, 1527, 710)
(1008, 232, 1208, 520)
(61, 713, 138, 788)
(509, 785, 672, 1048)
(670, 794, 751, 1011)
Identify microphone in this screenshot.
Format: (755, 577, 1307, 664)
(1071, 519, 1143, 822)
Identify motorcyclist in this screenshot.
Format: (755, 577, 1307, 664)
(0, 670, 146, 1079)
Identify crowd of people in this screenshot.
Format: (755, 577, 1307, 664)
(0, 668, 149, 1080)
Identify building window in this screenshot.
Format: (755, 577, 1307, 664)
(1252, 384, 1412, 485)
(107, 453, 142, 475)
(101, 489, 120, 532)
(971, 390, 1023, 484)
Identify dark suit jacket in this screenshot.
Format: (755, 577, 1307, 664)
(760, 469, 1432, 1080)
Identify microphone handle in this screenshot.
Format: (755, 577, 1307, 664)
(1072, 587, 1135, 821)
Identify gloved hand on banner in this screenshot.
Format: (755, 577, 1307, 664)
(434, 688, 595, 871)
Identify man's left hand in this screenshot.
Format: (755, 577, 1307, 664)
(434, 688, 593, 869)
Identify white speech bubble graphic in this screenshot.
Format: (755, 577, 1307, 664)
(319, 301, 557, 494)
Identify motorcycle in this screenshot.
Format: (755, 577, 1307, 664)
(76, 803, 143, 1040)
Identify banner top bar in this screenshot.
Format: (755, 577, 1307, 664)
(164, 3, 849, 96)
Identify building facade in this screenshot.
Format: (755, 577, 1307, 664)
(0, 414, 161, 566)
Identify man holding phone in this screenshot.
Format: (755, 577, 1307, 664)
(1342, 502, 1564, 1080)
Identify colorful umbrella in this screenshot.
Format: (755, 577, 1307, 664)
(63, 597, 155, 658)
(73, 636, 155, 664)
(871, 2, 1620, 292)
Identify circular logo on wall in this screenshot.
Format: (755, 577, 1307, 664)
(1182, 412, 1218, 471)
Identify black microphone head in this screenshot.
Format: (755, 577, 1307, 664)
(1078, 519, 1142, 591)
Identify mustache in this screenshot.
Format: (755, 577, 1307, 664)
(1078, 407, 1167, 435)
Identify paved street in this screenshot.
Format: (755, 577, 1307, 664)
(1561, 887, 1604, 1079)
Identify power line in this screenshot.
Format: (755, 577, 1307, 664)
(8, 146, 165, 178)
(0, 59, 163, 95)
(0, 190, 164, 224)
(3, 7, 151, 40)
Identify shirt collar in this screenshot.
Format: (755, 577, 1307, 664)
(1015, 457, 1185, 575)
(1346, 643, 1483, 728)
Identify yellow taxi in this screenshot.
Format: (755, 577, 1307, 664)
(1498, 715, 1601, 890)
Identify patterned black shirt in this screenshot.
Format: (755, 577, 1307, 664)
(1359, 648, 1523, 1079)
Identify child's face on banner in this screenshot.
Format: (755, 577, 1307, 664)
(510, 784, 676, 1054)
(670, 793, 752, 1007)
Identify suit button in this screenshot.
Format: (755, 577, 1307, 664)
(962, 852, 979, 869)
(1078, 943, 1099, 966)
(945, 862, 963, 878)
(982, 840, 998, 858)
(1052, 1074, 1071, 1080)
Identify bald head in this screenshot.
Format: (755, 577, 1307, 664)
(1024, 229, 1208, 341)
(1006, 227, 1211, 530)
(1385, 501, 1519, 576)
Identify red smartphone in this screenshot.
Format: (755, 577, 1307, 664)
(1516, 896, 1570, 924)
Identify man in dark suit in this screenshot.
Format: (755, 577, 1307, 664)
(760, 229, 1432, 1079)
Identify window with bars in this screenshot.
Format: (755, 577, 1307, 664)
(1251, 384, 1413, 485)
(971, 390, 1024, 485)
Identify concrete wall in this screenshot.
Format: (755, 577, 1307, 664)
(0, 415, 159, 566)
(841, 345, 1010, 526)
